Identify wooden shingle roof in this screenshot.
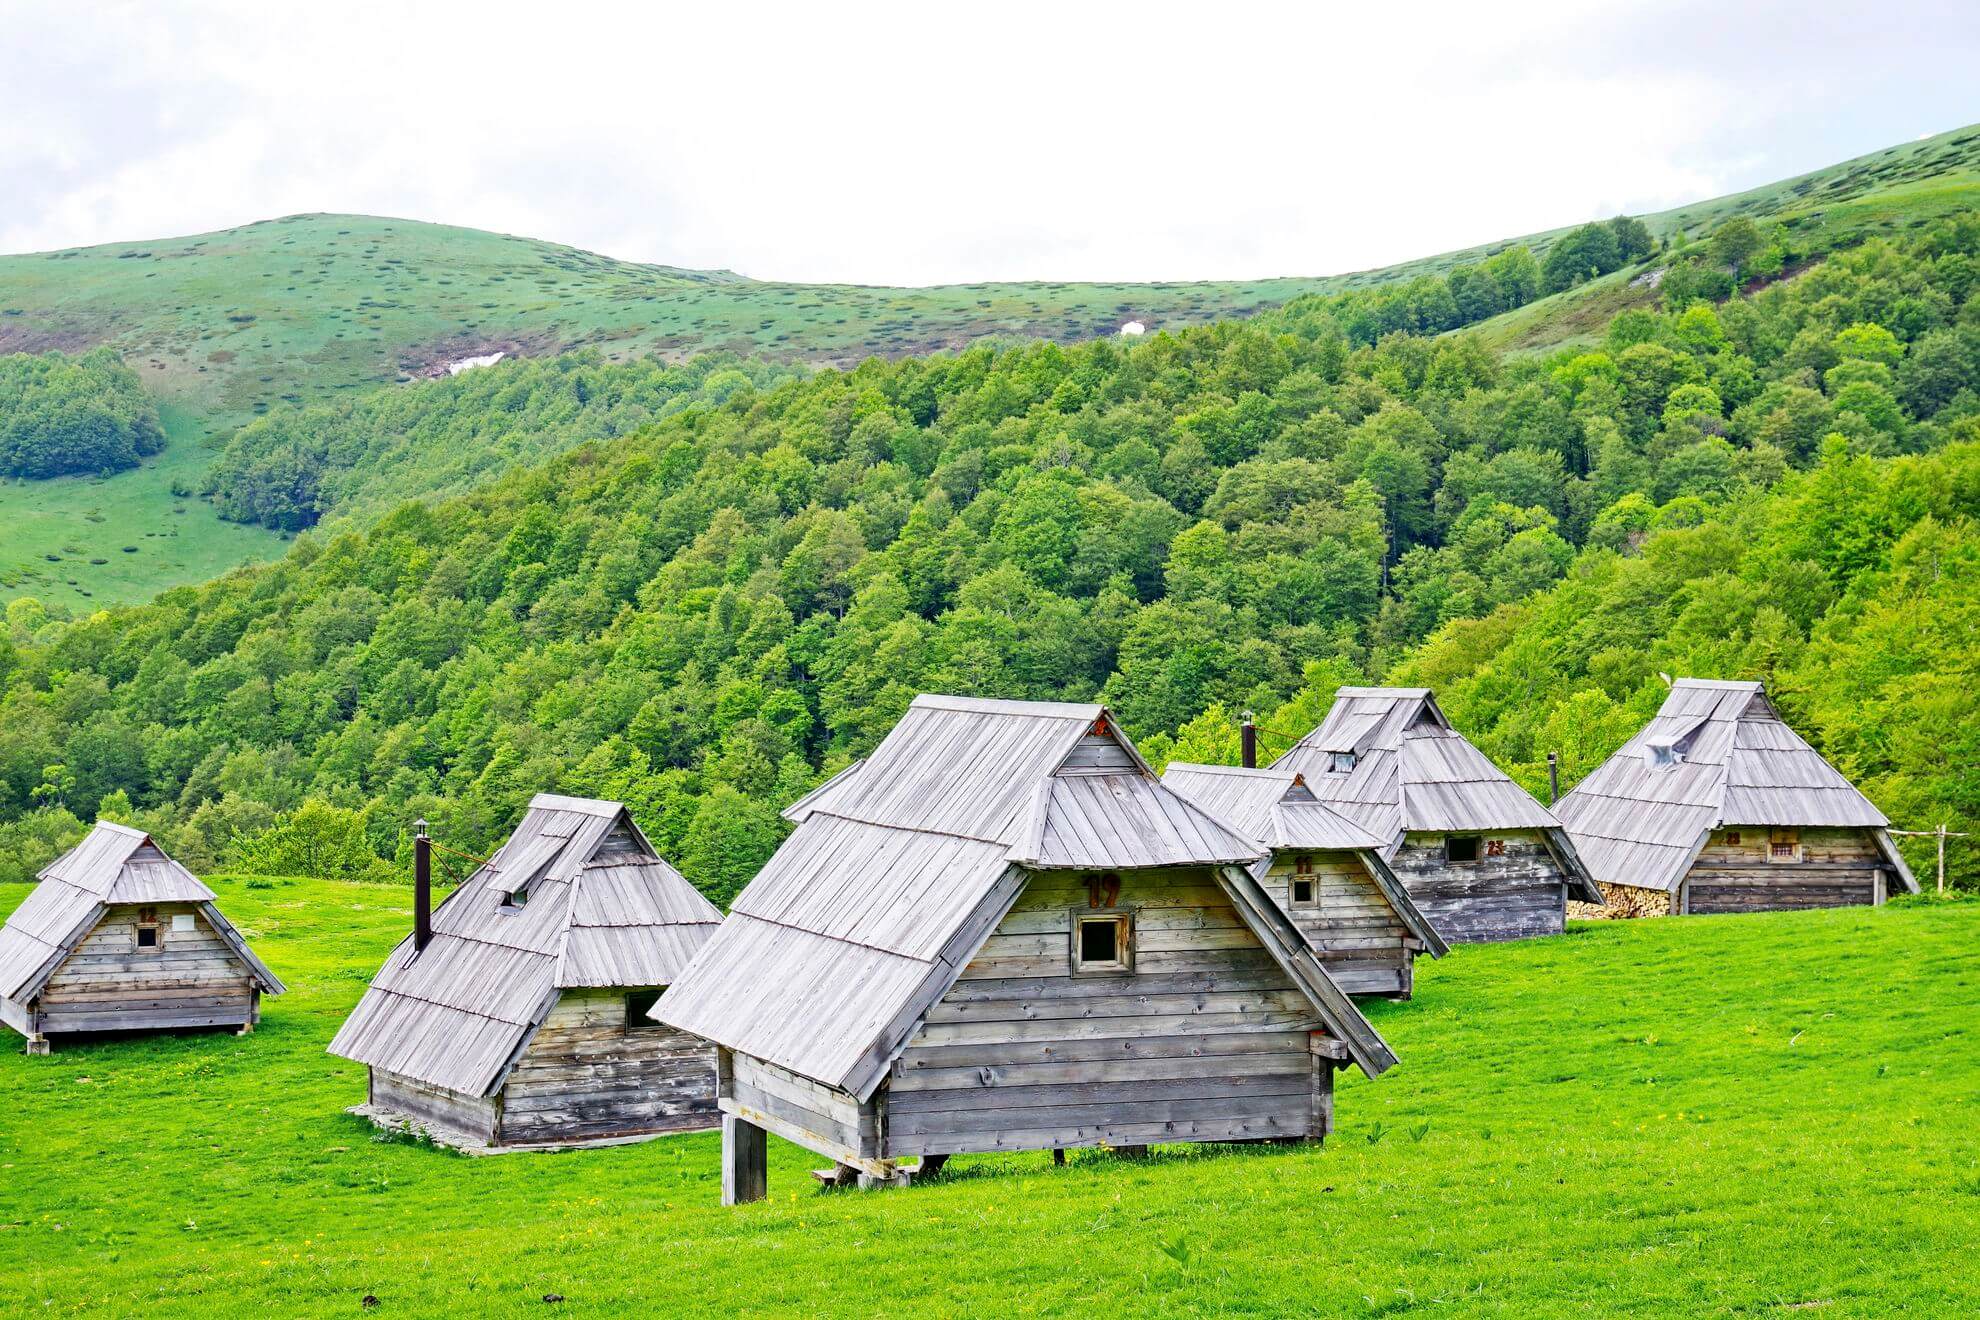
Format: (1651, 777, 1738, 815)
(1163, 763, 1448, 957)
(1557, 679, 1919, 895)
(659, 694, 1394, 1098)
(1272, 687, 1601, 902)
(0, 821, 283, 1007)
(327, 794, 720, 1096)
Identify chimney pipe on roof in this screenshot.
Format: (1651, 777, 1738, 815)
(413, 819, 432, 954)
(1546, 751, 1560, 806)
(1240, 713, 1257, 769)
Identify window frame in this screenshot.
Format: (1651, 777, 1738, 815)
(1288, 854, 1318, 907)
(1444, 835, 1482, 865)
(1069, 908, 1134, 977)
(134, 905, 161, 952)
(1329, 750, 1358, 774)
(1767, 827, 1803, 864)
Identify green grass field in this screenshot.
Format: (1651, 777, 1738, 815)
(0, 877, 1971, 1317)
(0, 406, 284, 607)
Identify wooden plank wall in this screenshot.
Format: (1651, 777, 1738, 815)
(883, 867, 1324, 1158)
(497, 987, 717, 1145)
(372, 1068, 499, 1143)
(1685, 827, 1885, 913)
(1389, 831, 1567, 943)
(726, 1051, 877, 1163)
(1258, 856, 1411, 996)
(38, 903, 254, 1033)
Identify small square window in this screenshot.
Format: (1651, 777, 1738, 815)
(1290, 876, 1315, 906)
(625, 989, 663, 1029)
(171, 913, 196, 932)
(502, 885, 530, 909)
(136, 925, 159, 949)
(1446, 835, 1481, 864)
(1330, 751, 1357, 774)
(1071, 911, 1132, 975)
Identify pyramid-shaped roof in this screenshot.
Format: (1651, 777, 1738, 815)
(1557, 679, 1918, 895)
(328, 794, 721, 1096)
(660, 695, 1394, 1099)
(0, 821, 282, 1006)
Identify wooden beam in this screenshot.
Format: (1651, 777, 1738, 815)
(722, 1114, 767, 1206)
(1309, 1040, 1336, 1142)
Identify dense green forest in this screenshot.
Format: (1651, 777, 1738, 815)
(1, 215, 1975, 893)
(205, 353, 797, 530)
(0, 349, 164, 478)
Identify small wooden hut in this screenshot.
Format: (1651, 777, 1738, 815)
(0, 821, 283, 1054)
(656, 695, 1395, 1203)
(329, 793, 723, 1150)
(1271, 687, 1600, 943)
(1162, 763, 1447, 996)
(1556, 679, 1919, 914)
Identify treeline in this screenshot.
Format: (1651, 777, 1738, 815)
(0, 348, 164, 478)
(1285, 214, 1657, 345)
(1150, 439, 1980, 886)
(1, 215, 1976, 898)
(204, 352, 798, 530)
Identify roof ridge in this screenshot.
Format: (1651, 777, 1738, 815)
(910, 693, 1104, 719)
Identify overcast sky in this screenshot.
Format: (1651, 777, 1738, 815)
(3, 1, 1977, 285)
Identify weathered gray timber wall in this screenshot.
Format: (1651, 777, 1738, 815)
(1388, 831, 1567, 943)
(497, 987, 717, 1145)
(1684, 827, 1886, 913)
(1257, 855, 1412, 995)
(724, 1050, 880, 1166)
(38, 903, 255, 1034)
(372, 1068, 499, 1143)
(882, 867, 1326, 1157)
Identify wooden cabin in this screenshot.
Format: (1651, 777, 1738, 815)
(329, 794, 723, 1151)
(0, 821, 283, 1054)
(1557, 679, 1919, 915)
(1271, 687, 1600, 943)
(656, 695, 1396, 1204)
(1162, 763, 1447, 997)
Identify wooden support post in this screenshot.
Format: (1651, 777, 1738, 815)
(915, 1154, 949, 1179)
(1052, 1148, 1066, 1167)
(722, 1114, 767, 1206)
(1114, 1145, 1149, 1160)
(1938, 823, 1948, 894)
(25, 1034, 49, 1056)
(1309, 1035, 1336, 1142)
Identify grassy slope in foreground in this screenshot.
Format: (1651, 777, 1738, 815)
(0, 878, 1971, 1318)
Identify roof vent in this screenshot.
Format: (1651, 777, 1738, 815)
(1643, 740, 1681, 771)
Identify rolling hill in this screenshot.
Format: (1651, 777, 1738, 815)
(0, 874, 1971, 1316)
(2, 121, 1978, 608)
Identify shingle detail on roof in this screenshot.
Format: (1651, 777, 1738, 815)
(660, 694, 1404, 1097)
(1272, 687, 1563, 837)
(1556, 679, 1916, 894)
(0, 822, 280, 1006)
(328, 795, 718, 1095)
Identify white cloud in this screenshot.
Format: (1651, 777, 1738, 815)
(1, 0, 1975, 283)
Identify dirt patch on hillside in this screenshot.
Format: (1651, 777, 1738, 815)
(0, 316, 106, 356)
(397, 333, 559, 379)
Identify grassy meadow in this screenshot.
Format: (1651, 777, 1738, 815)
(0, 407, 283, 607)
(0, 876, 1971, 1317)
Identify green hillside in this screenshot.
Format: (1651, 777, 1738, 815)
(0, 876, 1971, 1316)
(2, 209, 1975, 898)
(2, 125, 1977, 606)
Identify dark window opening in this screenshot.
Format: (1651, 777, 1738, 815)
(135, 925, 159, 949)
(1330, 751, 1357, 773)
(502, 885, 530, 909)
(1291, 876, 1315, 906)
(1072, 911, 1132, 974)
(625, 989, 663, 1029)
(1446, 835, 1481, 864)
